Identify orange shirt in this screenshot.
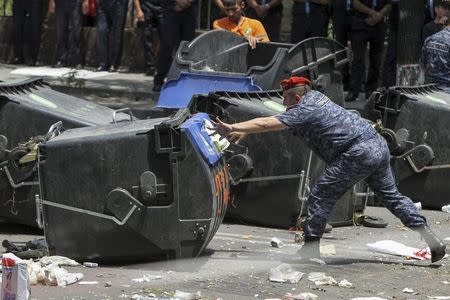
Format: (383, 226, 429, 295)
(213, 17, 270, 42)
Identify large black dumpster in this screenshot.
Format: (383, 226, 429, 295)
(363, 85, 450, 209)
(38, 112, 229, 262)
(190, 91, 366, 228)
(0, 78, 132, 226)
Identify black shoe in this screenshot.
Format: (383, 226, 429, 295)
(11, 57, 24, 65)
(145, 67, 155, 76)
(345, 93, 358, 102)
(296, 236, 321, 260)
(95, 66, 108, 72)
(109, 65, 118, 73)
(414, 225, 446, 263)
(152, 82, 162, 92)
(53, 61, 66, 68)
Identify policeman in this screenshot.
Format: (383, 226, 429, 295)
(346, 0, 391, 102)
(291, 0, 329, 44)
(134, 0, 163, 76)
(382, 0, 399, 88)
(422, 0, 449, 43)
(246, 0, 283, 42)
(211, 76, 447, 263)
(95, 0, 128, 72)
(330, 0, 355, 90)
(49, 0, 89, 68)
(11, 0, 44, 66)
(153, 0, 198, 92)
(420, 18, 450, 93)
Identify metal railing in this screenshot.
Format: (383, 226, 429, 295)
(0, 0, 13, 17)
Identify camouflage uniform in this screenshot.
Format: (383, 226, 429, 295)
(420, 27, 450, 93)
(275, 91, 426, 238)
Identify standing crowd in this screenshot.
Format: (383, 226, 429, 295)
(8, 0, 450, 93)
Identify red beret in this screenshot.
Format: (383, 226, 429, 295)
(280, 76, 311, 91)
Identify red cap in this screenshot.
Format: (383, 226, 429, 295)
(280, 76, 311, 91)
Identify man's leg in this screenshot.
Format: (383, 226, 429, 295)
(290, 4, 308, 44)
(110, 0, 128, 69)
(96, 1, 110, 69)
(55, 0, 69, 65)
(28, 0, 44, 65)
(12, 0, 26, 62)
(365, 136, 446, 262)
(141, 0, 156, 74)
(365, 23, 385, 96)
(348, 28, 367, 100)
(333, 16, 351, 90)
(71, 0, 85, 67)
(261, 10, 282, 42)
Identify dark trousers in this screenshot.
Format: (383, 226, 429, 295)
(96, 0, 128, 68)
(154, 3, 197, 85)
(383, 28, 397, 88)
(141, 1, 163, 70)
(247, 9, 282, 42)
(55, 0, 84, 65)
(12, 0, 44, 63)
(332, 15, 353, 87)
(349, 21, 385, 95)
(291, 7, 328, 44)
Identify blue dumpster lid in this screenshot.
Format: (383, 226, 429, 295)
(181, 113, 226, 166)
(157, 72, 262, 109)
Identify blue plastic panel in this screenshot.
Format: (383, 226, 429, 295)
(157, 72, 262, 109)
(181, 113, 222, 166)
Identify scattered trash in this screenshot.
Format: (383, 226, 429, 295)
(320, 244, 336, 257)
(271, 238, 285, 248)
(40, 256, 79, 267)
(1, 253, 30, 300)
(427, 297, 450, 300)
(443, 281, 450, 284)
(338, 279, 353, 288)
(173, 290, 202, 299)
(105, 281, 112, 287)
(27, 256, 84, 287)
(283, 292, 318, 300)
(294, 232, 303, 243)
(132, 274, 164, 283)
(402, 288, 414, 293)
(307, 272, 337, 286)
(414, 202, 422, 210)
(269, 263, 304, 284)
(78, 281, 98, 285)
(241, 235, 253, 240)
(367, 240, 431, 260)
(308, 258, 326, 265)
(351, 298, 388, 300)
(44, 263, 84, 287)
(83, 262, 98, 268)
(442, 204, 450, 213)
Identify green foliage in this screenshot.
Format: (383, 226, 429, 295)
(0, 0, 13, 17)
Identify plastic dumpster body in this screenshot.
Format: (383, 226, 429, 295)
(191, 91, 366, 228)
(38, 112, 229, 262)
(0, 78, 131, 226)
(363, 85, 450, 210)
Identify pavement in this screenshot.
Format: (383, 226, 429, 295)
(2, 64, 448, 299)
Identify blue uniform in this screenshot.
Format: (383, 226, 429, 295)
(420, 27, 450, 93)
(275, 91, 426, 238)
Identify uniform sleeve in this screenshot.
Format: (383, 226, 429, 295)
(252, 20, 270, 42)
(274, 105, 306, 129)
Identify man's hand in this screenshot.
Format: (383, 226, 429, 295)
(210, 118, 233, 137)
(82, 0, 90, 15)
(229, 132, 248, 144)
(174, 0, 192, 12)
(246, 35, 264, 49)
(365, 12, 383, 26)
(48, 0, 55, 14)
(135, 8, 145, 22)
(254, 4, 269, 18)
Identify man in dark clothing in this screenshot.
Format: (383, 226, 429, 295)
(134, 0, 163, 76)
(330, 0, 354, 90)
(422, 0, 449, 43)
(246, 0, 283, 42)
(49, 0, 89, 68)
(291, 0, 330, 44)
(211, 76, 447, 263)
(346, 0, 391, 102)
(382, 0, 399, 88)
(11, 0, 44, 66)
(153, 0, 198, 92)
(95, 0, 128, 72)
(425, 0, 436, 24)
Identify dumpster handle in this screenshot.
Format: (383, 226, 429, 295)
(112, 108, 134, 123)
(35, 196, 137, 226)
(45, 121, 63, 140)
(2, 166, 40, 188)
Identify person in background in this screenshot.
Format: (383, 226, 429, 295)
(152, 0, 198, 92)
(345, 0, 391, 102)
(210, 76, 447, 263)
(422, 0, 449, 43)
(49, 0, 89, 69)
(425, 0, 436, 24)
(330, 0, 354, 91)
(246, 0, 283, 42)
(382, 0, 399, 88)
(290, 0, 330, 44)
(11, 0, 44, 66)
(134, 0, 163, 76)
(213, 0, 269, 49)
(420, 17, 450, 93)
(95, 0, 128, 72)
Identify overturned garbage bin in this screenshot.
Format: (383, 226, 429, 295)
(363, 85, 450, 210)
(0, 78, 132, 226)
(191, 91, 367, 228)
(38, 112, 229, 262)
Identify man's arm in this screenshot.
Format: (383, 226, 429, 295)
(134, 0, 145, 22)
(212, 116, 286, 137)
(49, 0, 55, 14)
(82, 0, 89, 15)
(214, 0, 227, 16)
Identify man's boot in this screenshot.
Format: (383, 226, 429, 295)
(414, 225, 446, 263)
(297, 236, 321, 260)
